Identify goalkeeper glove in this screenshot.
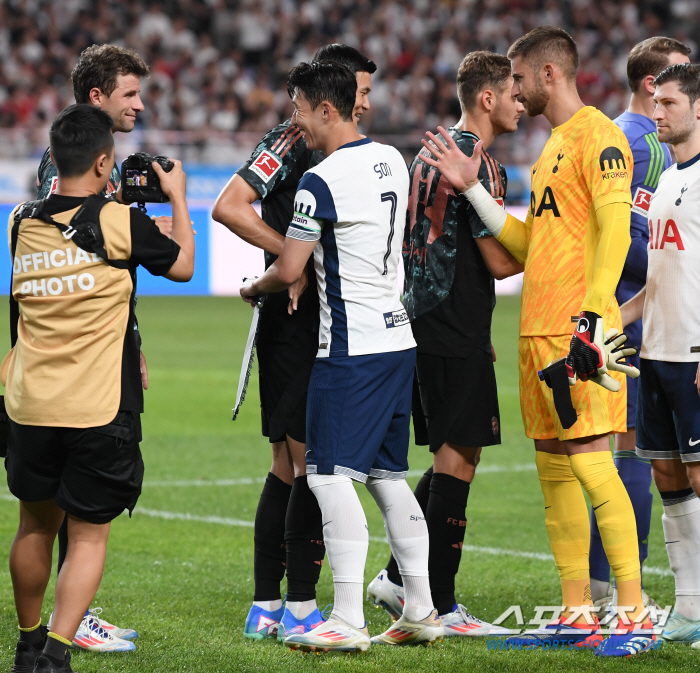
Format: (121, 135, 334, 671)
(566, 312, 640, 392)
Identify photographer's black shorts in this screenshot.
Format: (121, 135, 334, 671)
(257, 327, 318, 445)
(413, 350, 501, 453)
(6, 411, 143, 524)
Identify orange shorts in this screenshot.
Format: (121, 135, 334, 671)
(519, 335, 627, 441)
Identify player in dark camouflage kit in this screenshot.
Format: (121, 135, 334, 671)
(212, 45, 377, 641)
(37, 148, 121, 199)
(368, 51, 524, 637)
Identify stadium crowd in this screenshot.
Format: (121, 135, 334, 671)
(0, 0, 698, 161)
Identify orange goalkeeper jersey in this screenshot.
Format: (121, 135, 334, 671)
(519, 106, 633, 336)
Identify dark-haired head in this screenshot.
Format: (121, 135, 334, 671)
(313, 44, 377, 75)
(50, 104, 114, 178)
(654, 63, 700, 106)
(652, 63, 700, 147)
(508, 26, 579, 82)
(627, 37, 691, 93)
(287, 61, 357, 122)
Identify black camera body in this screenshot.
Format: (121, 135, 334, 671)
(121, 152, 174, 205)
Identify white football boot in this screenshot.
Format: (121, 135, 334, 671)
(440, 604, 511, 637)
(88, 607, 138, 640)
(48, 612, 136, 652)
(371, 606, 443, 646)
(285, 615, 371, 653)
(366, 570, 404, 621)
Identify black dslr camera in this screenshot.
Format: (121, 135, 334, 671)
(121, 152, 174, 208)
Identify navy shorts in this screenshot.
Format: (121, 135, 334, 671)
(305, 348, 415, 483)
(636, 358, 700, 463)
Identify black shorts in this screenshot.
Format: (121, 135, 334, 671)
(6, 411, 143, 524)
(257, 327, 318, 444)
(413, 350, 501, 453)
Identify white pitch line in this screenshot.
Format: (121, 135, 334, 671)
(0, 491, 673, 577)
(134, 506, 672, 577)
(142, 464, 538, 487)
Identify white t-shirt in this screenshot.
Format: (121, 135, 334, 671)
(642, 153, 700, 362)
(287, 137, 415, 357)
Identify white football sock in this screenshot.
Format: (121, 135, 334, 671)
(662, 492, 700, 621)
(366, 477, 433, 620)
(253, 599, 282, 612)
(308, 473, 368, 628)
(286, 599, 317, 620)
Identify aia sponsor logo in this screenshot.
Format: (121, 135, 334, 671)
(250, 150, 282, 183)
(632, 187, 652, 216)
(649, 219, 685, 250)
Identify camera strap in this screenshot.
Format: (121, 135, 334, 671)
(14, 196, 130, 271)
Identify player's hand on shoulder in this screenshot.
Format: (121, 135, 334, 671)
(421, 125, 483, 193)
(153, 159, 186, 200)
(288, 266, 308, 315)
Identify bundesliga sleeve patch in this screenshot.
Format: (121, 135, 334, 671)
(49, 176, 58, 195)
(632, 186, 653, 216)
(249, 150, 282, 183)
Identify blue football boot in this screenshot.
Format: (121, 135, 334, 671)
(277, 605, 331, 642)
(244, 603, 284, 640)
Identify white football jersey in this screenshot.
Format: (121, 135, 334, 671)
(287, 137, 415, 357)
(642, 154, 700, 362)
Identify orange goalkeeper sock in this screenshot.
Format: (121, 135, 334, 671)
(569, 450, 643, 621)
(536, 451, 592, 623)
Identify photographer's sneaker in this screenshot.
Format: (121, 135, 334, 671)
(661, 609, 700, 643)
(366, 570, 404, 621)
(33, 651, 76, 673)
(286, 615, 371, 652)
(441, 604, 511, 637)
(11, 626, 47, 673)
(88, 608, 138, 641)
(371, 607, 443, 646)
(244, 603, 284, 640)
(71, 613, 136, 652)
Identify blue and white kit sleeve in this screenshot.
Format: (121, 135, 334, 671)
(286, 172, 338, 243)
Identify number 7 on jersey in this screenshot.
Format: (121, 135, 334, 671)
(381, 191, 397, 275)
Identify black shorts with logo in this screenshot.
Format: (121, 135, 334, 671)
(258, 326, 318, 445)
(6, 411, 143, 524)
(413, 349, 501, 453)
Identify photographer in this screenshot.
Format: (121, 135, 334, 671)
(35, 43, 170, 649)
(5, 104, 193, 673)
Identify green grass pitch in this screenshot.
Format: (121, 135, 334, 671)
(0, 295, 697, 671)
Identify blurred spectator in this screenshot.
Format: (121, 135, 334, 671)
(0, 0, 698, 166)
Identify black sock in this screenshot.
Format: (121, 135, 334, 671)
(386, 467, 434, 586)
(253, 472, 292, 601)
(426, 472, 471, 615)
(43, 635, 69, 666)
(19, 624, 47, 648)
(57, 515, 68, 575)
(284, 475, 325, 602)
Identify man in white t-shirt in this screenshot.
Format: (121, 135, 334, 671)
(241, 61, 443, 652)
(620, 63, 700, 646)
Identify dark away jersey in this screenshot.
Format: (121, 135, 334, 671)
(37, 147, 121, 199)
(236, 119, 322, 339)
(403, 128, 506, 357)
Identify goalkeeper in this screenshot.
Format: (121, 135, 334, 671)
(421, 26, 654, 657)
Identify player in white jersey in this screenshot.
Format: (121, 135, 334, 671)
(241, 61, 443, 652)
(619, 63, 700, 646)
